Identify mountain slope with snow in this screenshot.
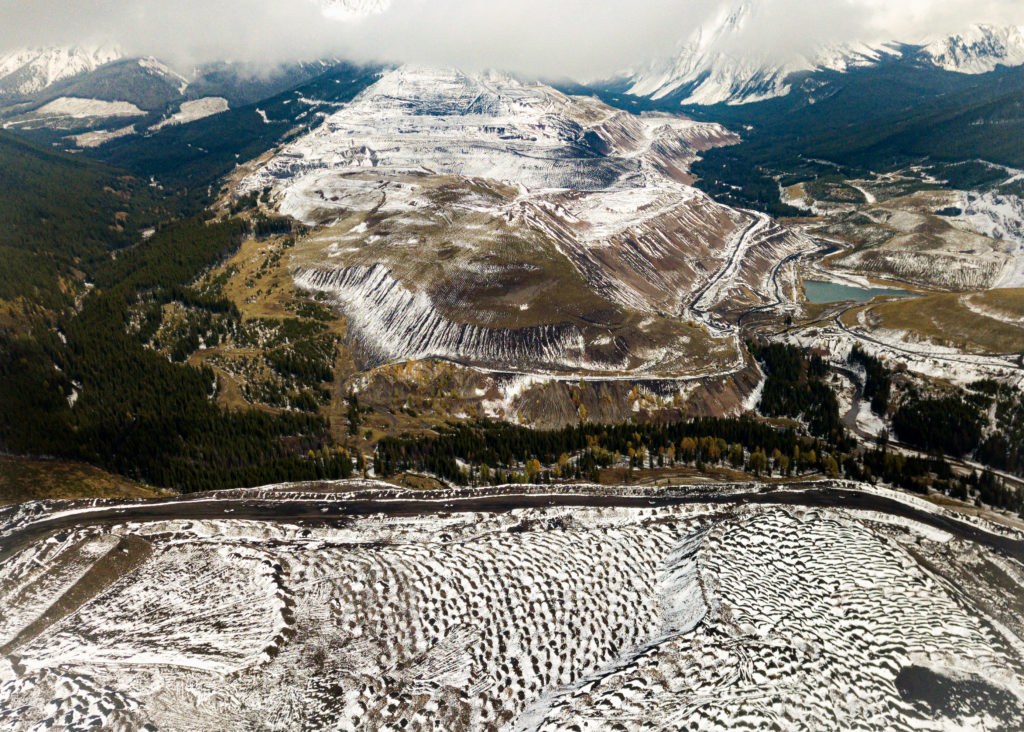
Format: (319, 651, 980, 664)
(0, 46, 122, 98)
(621, 2, 1024, 106)
(920, 24, 1024, 74)
(621, 3, 908, 107)
(4, 5, 1022, 111)
(624, 4, 804, 106)
(238, 66, 804, 377)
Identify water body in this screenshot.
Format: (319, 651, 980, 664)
(803, 279, 910, 304)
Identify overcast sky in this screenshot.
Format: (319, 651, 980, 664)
(2, 0, 1023, 78)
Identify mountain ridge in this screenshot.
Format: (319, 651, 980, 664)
(621, 6, 1024, 106)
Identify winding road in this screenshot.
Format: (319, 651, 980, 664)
(828, 308, 1024, 373)
(3, 484, 1023, 563)
(690, 210, 773, 334)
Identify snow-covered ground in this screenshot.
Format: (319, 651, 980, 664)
(787, 324, 1024, 389)
(150, 97, 229, 131)
(240, 66, 736, 224)
(32, 96, 145, 119)
(69, 125, 137, 148)
(2, 484, 1022, 730)
(949, 191, 1024, 288)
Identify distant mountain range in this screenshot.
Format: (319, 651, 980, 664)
(0, 0, 1021, 208)
(1, 1, 1022, 112)
(922, 24, 1024, 74)
(0, 46, 123, 98)
(621, 6, 1024, 106)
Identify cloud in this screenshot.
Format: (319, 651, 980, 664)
(1, 0, 1023, 78)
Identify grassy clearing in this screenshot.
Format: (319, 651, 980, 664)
(927, 493, 1024, 533)
(863, 290, 1024, 354)
(187, 232, 356, 418)
(971, 289, 1024, 320)
(0, 456, 171, 505)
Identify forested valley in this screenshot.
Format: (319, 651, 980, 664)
(0, 134, 355, 491)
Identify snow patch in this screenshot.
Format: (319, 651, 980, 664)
(34, 97, 144, 119)
(150, 97, 229, 131)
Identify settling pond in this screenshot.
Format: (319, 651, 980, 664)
(803, 280, 911, 304)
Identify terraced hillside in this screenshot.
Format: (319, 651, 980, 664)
(237, 67, 809, 378)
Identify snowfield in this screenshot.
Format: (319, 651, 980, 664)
(150, 97, 229, 131)
(2, 483, 1024, 730)
(69, 125, 137, 148)
(33, 97, 145, 119)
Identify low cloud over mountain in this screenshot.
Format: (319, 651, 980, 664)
(1, 0, 1023, 79)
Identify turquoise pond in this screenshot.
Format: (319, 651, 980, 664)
(803, 280, 911, 304)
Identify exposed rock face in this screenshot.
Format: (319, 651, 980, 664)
(295, 264, 591, 371)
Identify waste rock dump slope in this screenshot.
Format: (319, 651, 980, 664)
(2, 483, 1023, 731)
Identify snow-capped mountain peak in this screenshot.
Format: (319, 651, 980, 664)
(920, 24, 1024, 75)
(625, 2, 805, 106)
(623, 1, 903, 107)
(0, 45, 122, 97)
(810, 41, 903, 74)
(625, 7, 1024, 107)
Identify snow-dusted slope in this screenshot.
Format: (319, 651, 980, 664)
(33, 97, 145, 119)
(3, 486, 1023, 730)
(242, 66, 740, 206)
(240, 66, 794, 376)
(811, 40, 903, 74)
(623, 1, 1024, 105)
(627, 38, 905, 107)
(626, 3, 802, 106)
(295, 264, 592, 370)
(0, 46, 121, 97)
(624, 3, 908, 106)
(244, 66, 704, 197)
(149, 97, 229, 131)
(920, 24, 1024, 74)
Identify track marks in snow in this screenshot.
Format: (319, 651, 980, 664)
(5, 499, 1020, 730)
(528, 509, 1024, 731)
(17, 543, 288, 675)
